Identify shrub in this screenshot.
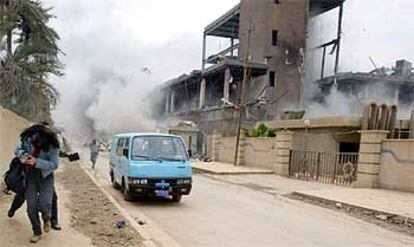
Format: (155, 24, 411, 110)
(243, 124, 279, 138)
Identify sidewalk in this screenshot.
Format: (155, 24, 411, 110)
(0, 170, 93, 246)
(192, 161, 273, 175)
(293, 188, 414, 220)
(205, 171, 414, 221)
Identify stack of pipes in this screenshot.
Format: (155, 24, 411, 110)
(361, 103, 397, 136)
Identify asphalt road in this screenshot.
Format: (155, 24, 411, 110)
(85, 153, 414, 247)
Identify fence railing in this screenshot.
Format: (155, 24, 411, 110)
(289, 150, 359, 186)
(389, 130, 414, 139)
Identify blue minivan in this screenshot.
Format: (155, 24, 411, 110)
(109, 133, 192, 202)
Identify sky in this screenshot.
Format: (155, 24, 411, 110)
(42, 0, 414, 138)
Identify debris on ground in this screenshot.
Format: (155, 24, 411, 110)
(135, 218, 146, 226)
(286, 192, 414, 236)
(58, 162, 144, 247)
(116, 220, 128, 229)
(376, 214, 390, 221)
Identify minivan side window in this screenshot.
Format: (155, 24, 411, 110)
(116, 138, 125, 156)
(123, 138, 130, 157)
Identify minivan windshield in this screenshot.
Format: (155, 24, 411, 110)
(131, 136, 188, 162)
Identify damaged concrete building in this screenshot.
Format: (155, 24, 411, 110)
(316, 59, 414, 107)
(152, 0, 346, 136)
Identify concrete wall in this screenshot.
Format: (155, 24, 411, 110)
(291, 128, 360, 153)
(379, 139, 414, 192)
(199, 108, 239, 136)
(245, 138, 276, 169)
(213, 136, 276, 169)
(216, 136, 237, 164)
(0, 107, 30, 175)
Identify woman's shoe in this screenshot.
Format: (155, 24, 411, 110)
(52, 223, 62, 231)
(7, 209, 15, 218)
(43, 220, 51, 233)
(30, 235, 41, 243)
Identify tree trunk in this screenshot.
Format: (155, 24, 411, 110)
(7, 31, 12, 54)
(5, 0, 13, 54)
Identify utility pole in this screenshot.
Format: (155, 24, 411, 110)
(333, 1, 344, 86)
(234, 23, 252, 166)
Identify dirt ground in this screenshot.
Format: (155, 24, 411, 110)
(58, 162, 144, 247)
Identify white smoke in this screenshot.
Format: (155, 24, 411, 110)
(44, 0, 240, 141)
(83, 69, 156, 136)
(306, 87, 361, 118)
(304, 0, 414, 119)
(305, 81, 413, 119)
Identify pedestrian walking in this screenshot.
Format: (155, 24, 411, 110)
(14, 124, 60, 243)
(7, 122, 62, 231)
(90, 139, 99, 169)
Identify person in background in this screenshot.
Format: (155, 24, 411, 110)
(90, 139, 99, 169)
(7, 122, 62, 232)
(14, 124, 59, 243)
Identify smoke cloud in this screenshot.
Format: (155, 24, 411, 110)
(45, 0, 239, 140)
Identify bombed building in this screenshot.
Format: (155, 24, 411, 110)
(316, 59, 414, 108)
(152, 0, 346, 136)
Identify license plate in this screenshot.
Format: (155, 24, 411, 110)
(155, 182, 170, 187)
(155, 190, 169, 197)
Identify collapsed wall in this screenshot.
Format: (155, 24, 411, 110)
(0, 107, 30, 175)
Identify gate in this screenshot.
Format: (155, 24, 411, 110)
(289, 150, 359, 186)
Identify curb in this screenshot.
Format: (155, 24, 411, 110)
(192, 166, 273, 175)
(78, 162, 157, 247)
(291, 191, 414, 221)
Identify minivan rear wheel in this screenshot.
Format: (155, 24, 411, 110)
(122, 179, 134, 202)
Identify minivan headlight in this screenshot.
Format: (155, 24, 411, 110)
(129, 178, 144, 185)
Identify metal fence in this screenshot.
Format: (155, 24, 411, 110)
(389, 130, 414, 139)
(289, 150, 359, 186)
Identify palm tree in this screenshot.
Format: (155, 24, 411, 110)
(0, 0, 63, 122)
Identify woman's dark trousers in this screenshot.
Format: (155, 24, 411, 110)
(25, 169, 54, 236)
(9, 189, 58, 224)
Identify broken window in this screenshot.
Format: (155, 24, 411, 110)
(272, 30, 278, 46)
(269, 71, 276, 87)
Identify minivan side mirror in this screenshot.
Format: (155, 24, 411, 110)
(123, 149, 129, 157)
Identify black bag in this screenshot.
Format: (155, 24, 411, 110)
(68, 152, 80, 162)
(3, 158, 28, 194)
(59, 151, 80, 162)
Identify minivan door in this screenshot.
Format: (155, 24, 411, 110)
(114, 138, 125, 183)
(121, 137, 131, 177)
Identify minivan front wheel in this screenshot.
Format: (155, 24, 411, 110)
(172, 195, 182, 203)
(122, 179, 134, 202)
(111, 170, 121, 189)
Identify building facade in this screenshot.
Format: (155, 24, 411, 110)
(152, 0, 344, 136)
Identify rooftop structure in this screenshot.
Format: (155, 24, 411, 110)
(317, 59, 414, 106)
